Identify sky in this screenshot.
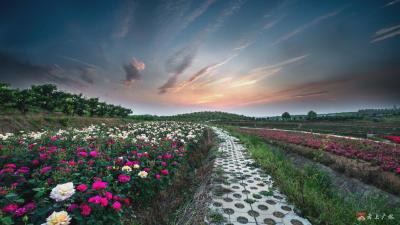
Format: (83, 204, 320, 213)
(0, 0, 400, 116)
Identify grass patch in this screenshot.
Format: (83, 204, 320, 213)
(225, 127, 400, 225)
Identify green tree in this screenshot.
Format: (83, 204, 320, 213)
(15, 89, 33, 114)
(282, 112, 291, 120)
(307, 110, 317, 120)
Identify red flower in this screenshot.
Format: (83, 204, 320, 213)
(2, 204, 18, 213)
(77, 184, 88, 192)
(80, 203, 91, 216)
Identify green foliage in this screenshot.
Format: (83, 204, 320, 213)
(0, 83, 132, 117)
(281, 112, 291, 120)
(307, 110, 317, 120)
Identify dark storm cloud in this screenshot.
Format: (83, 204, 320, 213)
(158, 46, 196, 94)
(0, 51, 84, 88)
(79, 67, 96, 84)
(122, 58, 145, 85)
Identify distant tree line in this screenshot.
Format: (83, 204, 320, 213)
(0, 83, 132, 117)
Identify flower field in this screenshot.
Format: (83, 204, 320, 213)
(0, 122, 207, 225)
(238, 128, 400, 175)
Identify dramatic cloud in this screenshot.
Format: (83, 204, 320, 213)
(79, 67, 97, 84)
(123, 58, 145, 85)
(0, 52, 84, 89)
(158, 46, 196, 94)
(271, 8, 345, 45)
(370, 24, 400, 43)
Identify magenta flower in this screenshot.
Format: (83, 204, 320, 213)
(67, 203, 78, 212)
(92, 181, 107, 190)
(80, 203, 91, 216)
(118, 174, 131, 183)
(78, 151, 88, 157)
(112, 201, 122, 211)
(161, 169, 169, 175)
(100, 197, 108, 207)
(40, 166, 52, 174)
(89, 150, 98, 158)
(15, 207, 27, 217)
(88, 195, 102, 204)
(155, 174, 161, 180)
(106, 192, 113, 200)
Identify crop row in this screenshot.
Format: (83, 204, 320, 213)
(238, 128, 400, 174)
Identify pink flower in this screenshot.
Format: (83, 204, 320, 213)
(80, 203, 91, 216)
(92, 181, 107, 190)
(2, 204, 18, 213)
(161, 169, 169, 175)
(77, 184, 88, 192)
(143, 167, 150, 172)
(106, 192, 113, 200)
(112, 201, 122, 211)
(40, 166, 52, 174)
(396, 167, 400, 174)
(118, 174, 131, 183)
(155, 174, 161, 180)
(100, 197, 108, 207)
(161, 162, 167, 167)
(89, 150, 98, 158)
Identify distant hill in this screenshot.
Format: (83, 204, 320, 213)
(130, 111, 257, 122)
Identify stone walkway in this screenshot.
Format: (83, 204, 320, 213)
(206, 128, 312, 225)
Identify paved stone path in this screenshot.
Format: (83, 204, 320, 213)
(206, 128, 312, 225)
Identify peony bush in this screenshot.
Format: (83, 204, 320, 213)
(0, 122, 206, 224)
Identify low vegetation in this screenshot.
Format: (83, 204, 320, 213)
(226, 127, 400, 225)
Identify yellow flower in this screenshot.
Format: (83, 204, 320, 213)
(138, 170, 148, 178)
(133, 164, 140, 169)
(43, 211, 71, 225)
(121, 166, 132, 172)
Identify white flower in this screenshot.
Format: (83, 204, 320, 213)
(133, 164, 140, 169)
(121, 166, 132, 172)
(42, 211, 71, 225)
(138, 171, 148, 178)
(50, 182, 75, 202)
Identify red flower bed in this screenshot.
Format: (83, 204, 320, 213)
(384, 135, 400, 144)
(238, 128, 400, 175)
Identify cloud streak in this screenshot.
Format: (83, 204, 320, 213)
(370, 24, 400, 43)
(271, 8, 345, 45)
(158, 46, 197, 94)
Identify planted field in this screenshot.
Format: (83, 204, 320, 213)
(0, 122, 206, 224)
(238, 128, 400, 174)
